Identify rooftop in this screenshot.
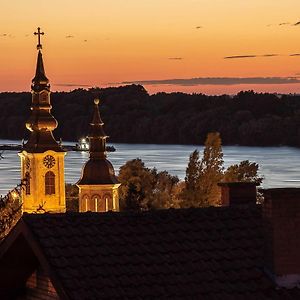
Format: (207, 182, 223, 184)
(1, 206, 300, 299)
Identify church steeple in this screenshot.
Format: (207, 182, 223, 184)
(19, 27, 66, 213)
(89, 99, 108, 159)
(32, 50, 49, 90)
(32, 27, 49, 90)
(77, 99, 120, 212)
(23, 27, 62, 153)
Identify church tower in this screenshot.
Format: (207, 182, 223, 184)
(77, 99, 120, 212)
(19, 28, 66, 213)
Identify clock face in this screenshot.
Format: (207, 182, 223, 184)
(25, 158, 30, 169)
(43, 155, 56, 168)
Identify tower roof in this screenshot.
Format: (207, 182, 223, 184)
(23, 27, 64, 153)
(77, 159, 119, 185)
(77, 99, 119, 186)
(31, 27, 49, 91)
(88, 99, 109, 156)
(89, 99, 108, 141)
(32, 50, 49, 86)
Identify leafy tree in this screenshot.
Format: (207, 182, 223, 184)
(65, 184, 79, 212)
(182, 132, 224, 207)
(123, 182, 143, 211)
(223, 160, 263, 184)
(181, 150, 201, 206)
(197, 132, 224, 206)
(118, 159, 156, 211)
(151, 170, 180, 209)
(182, 132, 264, 208)
(185, 150, 201, 191)
(118, 159, 179, 211)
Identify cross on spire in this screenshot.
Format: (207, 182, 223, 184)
(34, 27, 44, 50)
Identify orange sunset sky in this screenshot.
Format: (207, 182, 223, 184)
(1, 0, 300, 95)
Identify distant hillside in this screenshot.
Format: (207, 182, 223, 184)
(1, 85, 300, 146)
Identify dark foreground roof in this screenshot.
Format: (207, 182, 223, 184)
(2, 207, 300, 299)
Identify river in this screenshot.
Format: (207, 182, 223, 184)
(0, 140, 300, 195)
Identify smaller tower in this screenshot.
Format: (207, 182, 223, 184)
(77, 99, 120, 212)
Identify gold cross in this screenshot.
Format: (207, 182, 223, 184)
(34, 27, 44, 50)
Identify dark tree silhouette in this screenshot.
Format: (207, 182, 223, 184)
(0, 86, 300, 146)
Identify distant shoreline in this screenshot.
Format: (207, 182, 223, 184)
(1, 86, 300, 147)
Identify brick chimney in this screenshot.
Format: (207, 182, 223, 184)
(218, 182, 258, 207)
(263, 188, 300, 288)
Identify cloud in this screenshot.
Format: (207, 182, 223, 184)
(224, 54, 279, 59)
(121, 77, 300, 87)
(168, 57, 183, 60)
(267, 22, 292, 27)
(54, 83, 90, 87)
(290, 53, 300, 56)
(0, 34, 7, 37)
(224, 55, 257, 59)
(83, 39, 88, 42)
(294, 21, 300, 26)
(195, 26, 203, 29)
(65, 35, 74, 38)
(261, 54, 279, 57)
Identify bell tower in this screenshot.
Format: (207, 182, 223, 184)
(19, 27, 66, 213)
(77, 99, 120, 212)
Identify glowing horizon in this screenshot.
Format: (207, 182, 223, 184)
(1, 0, 300, 95)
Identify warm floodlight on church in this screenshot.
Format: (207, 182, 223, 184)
(18, 28, 67, 213)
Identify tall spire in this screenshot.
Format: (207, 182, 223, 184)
(76, 98, 120, 213)
(23, 27, 63, 153)
(77, 98, 119, 186)
(32, 50, 49, 89)
(32, 28, 49, 91)
(88, 99, 109, 159)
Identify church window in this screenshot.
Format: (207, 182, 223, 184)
(25, 172, 30, 195)
(45, 171, 55, 195)
(82, 195, 89, 211)
(92, 194, 101, 212)
(104, 194, 112, 211)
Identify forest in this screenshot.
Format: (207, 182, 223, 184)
(1, 84, 300, 146)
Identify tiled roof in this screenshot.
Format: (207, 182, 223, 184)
(22, 207, 300, 300)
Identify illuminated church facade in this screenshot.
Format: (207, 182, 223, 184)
(19, 28, 120, 214)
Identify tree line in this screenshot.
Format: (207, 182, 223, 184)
(66, 132, 263, 211)
(117, 132, 263, 211)
(1, 86, 300, 146)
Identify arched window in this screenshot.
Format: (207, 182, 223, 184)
(81, 194, 89, 212)
(104, 194, 112, 211)
(25, 172, 30, 195)
(92, 194, 101, 212)
(45, 171, 55, 195)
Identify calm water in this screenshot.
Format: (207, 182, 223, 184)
(1, 139, 300, 195)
